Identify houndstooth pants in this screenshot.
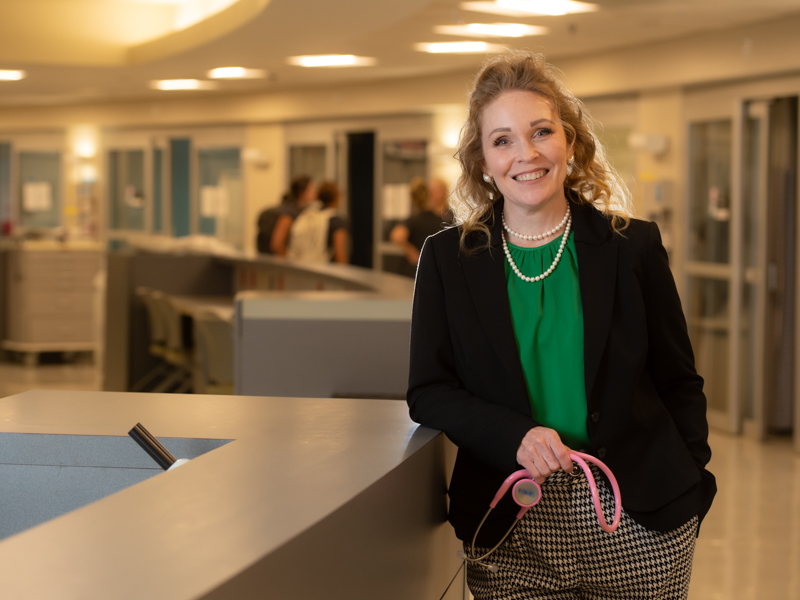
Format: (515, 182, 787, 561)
(465, 466, 698, 600)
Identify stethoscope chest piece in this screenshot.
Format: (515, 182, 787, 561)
(512, 478, 541, 507)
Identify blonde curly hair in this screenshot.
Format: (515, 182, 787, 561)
(452, 51, 633, 250)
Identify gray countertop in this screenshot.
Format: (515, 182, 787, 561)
(220, 253, 416, 297)
(0, 390, 451, 599)
(124, 243, 416, 297)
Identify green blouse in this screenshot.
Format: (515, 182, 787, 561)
(504, 231, 591, 449)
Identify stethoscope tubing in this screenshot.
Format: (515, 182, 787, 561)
(462, 451, 622, 570)
(568, 451, 621, 533)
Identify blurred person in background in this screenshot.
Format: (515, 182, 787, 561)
(390, 177, 452, 276)
(287, 180, 348, 264)
(256, 175, 316, 256)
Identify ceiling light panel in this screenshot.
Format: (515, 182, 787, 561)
(207, 67, 266, 79)
(434, 23, 548, 37)
(460, 0, 598, 17)
(150, 79, 217, 90)
(414, 42, 507, 54)
(0, 70, 26, 81)
(287, 55, 377, 68)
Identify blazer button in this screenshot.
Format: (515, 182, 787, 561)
(597, 447, 607, 459)
(591, 411, 600, 423)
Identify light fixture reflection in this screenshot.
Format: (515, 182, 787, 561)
(0, 70, 26, 81)
(207, 67, 266, 79)
(434, 23, 548, 37)
(75, 140, 97, 159)
(287, 55, 377, 68)
(150, 79, 217, 90)
(460, 0, 598, 17)
(414, 41, 507, 54)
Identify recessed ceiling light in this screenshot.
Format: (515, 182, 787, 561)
(207, 67, 266, 79)
(414, 42, 507, 54)
(150, 79, 217, 91)
(460, 0, 598, 17)
(434, 23, 548, 37)
(0, 70, 26, 81)
(287, 55, 377, 68)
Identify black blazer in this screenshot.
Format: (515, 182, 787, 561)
(407, 198, 716, 546)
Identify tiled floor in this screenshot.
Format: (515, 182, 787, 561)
(0, 360, 797, 599)
(690, 431, 800, 600)
(0, 357, 100, 399)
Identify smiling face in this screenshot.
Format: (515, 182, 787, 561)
(480, 90, 573, 219)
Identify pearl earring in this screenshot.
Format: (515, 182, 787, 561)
(482, 173, 492, 184)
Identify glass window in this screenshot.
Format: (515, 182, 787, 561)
(197, 147, 242, 247)
(379, 140, 428, 274)
(108, 149, 146, 231)
(171, 139, 191, 238)
(153, 148, 164, 233)
(686, 276, 730, 413)
(380, 139, 427, 239)
(289, 145, 326, 182)
(687, 120, 732, 264)
(19, 151, 61, 230)
(0, 143, 10, 231)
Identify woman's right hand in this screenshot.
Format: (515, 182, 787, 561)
(516, 427, 574, 485)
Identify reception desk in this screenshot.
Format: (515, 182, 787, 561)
(0, 389, 463, 599)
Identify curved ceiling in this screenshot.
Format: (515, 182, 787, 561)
(0, 0, 799, 106)
(0, 0, 273, 66)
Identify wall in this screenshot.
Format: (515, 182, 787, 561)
(635, 90, 687, 286)
(243, 124, 285, 255)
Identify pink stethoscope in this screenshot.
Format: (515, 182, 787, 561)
(460, 451, 622, 572)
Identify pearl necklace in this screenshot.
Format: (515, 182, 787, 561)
(502, 207, 569, 241)
(502, 210, 572, 283)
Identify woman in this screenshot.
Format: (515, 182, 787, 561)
(267, 175, 317, 256)
(407, 51, 716, 599)
(287, 180, 348, 264)
(390, 177, 453, 277)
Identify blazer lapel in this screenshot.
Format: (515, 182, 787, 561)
(460, 203, 530, 404)
(571, 201, 618, 401)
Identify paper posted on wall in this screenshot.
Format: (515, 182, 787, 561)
(383, 184, 411, 220)
(200, 186, 230, 218)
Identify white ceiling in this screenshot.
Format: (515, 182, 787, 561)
(1, 0, 799, 106)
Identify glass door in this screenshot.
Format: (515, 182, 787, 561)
(685, 116, 737, 433)
(108, 148, 147, 232)
(685, 96, 798, 442)
(737, 100, 769, 440)
(761, 98, 797, 439)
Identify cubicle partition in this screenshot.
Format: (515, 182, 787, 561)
(0, 390, 464, 599)
(104, 247, 415, 396)
(104, 250, 234, 391)
(235, 291, 411, 398)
